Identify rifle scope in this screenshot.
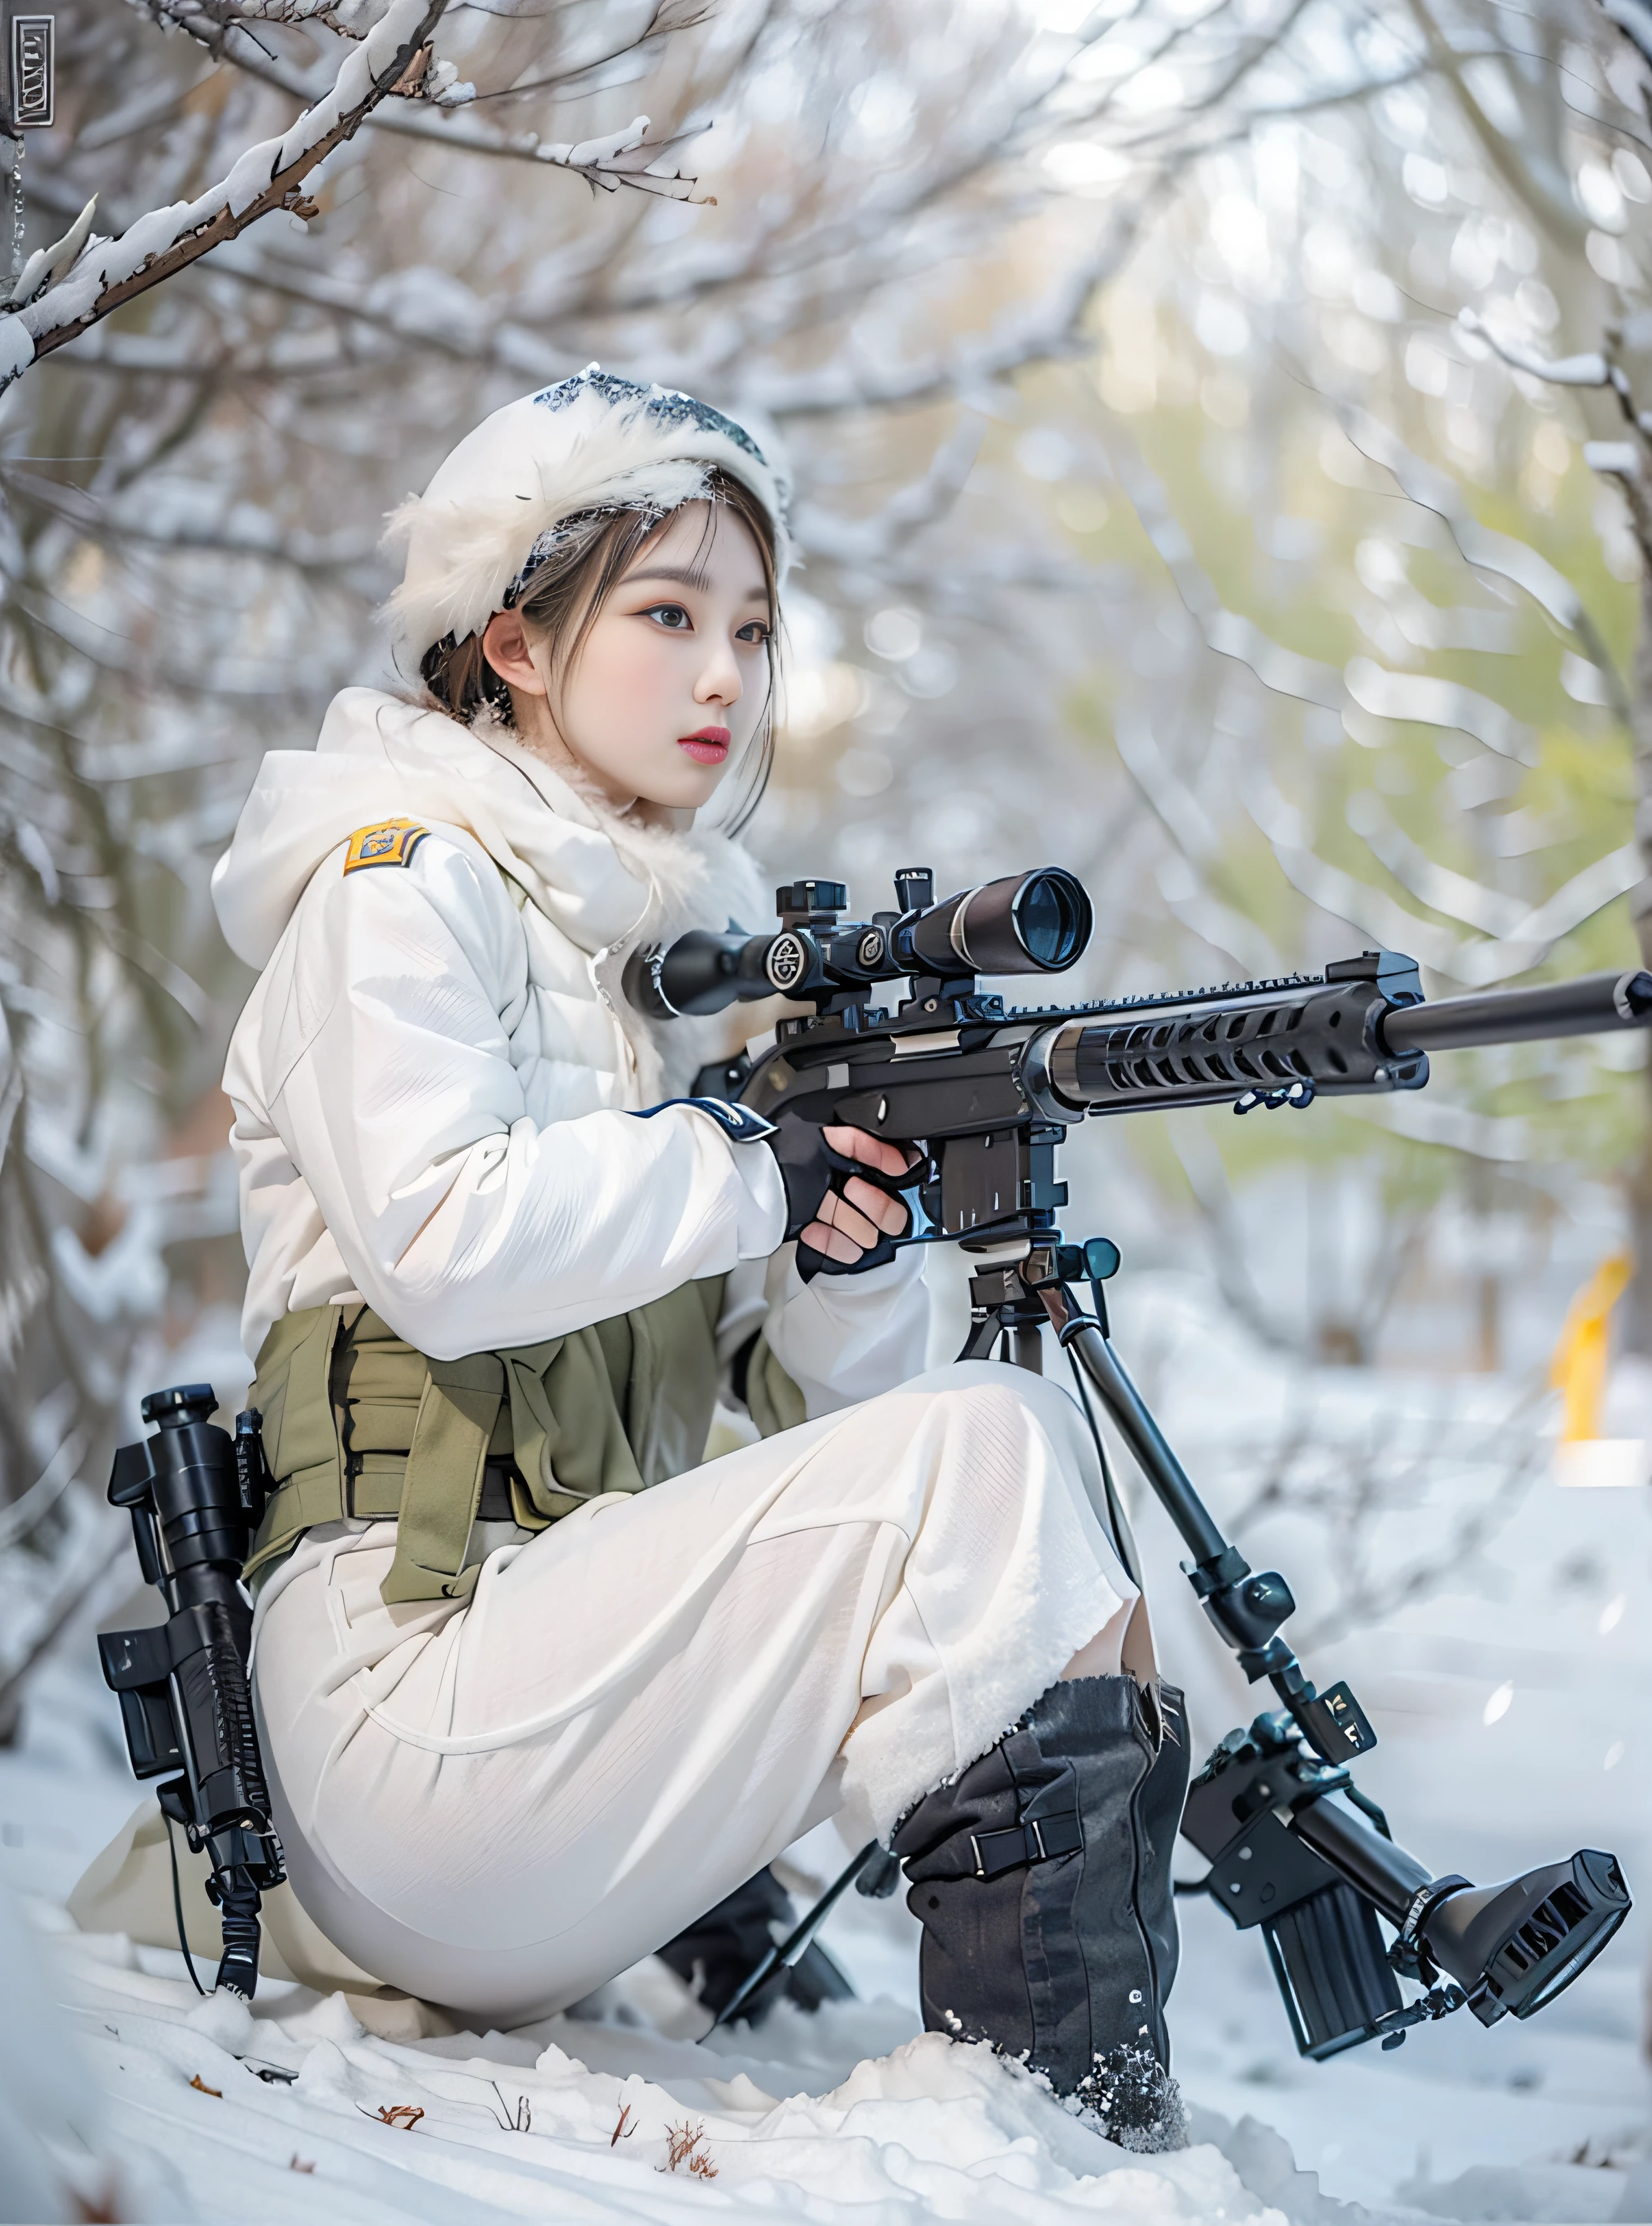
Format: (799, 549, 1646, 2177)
(899, 867, 1091, 978)
(625, 866, 1092, 1019)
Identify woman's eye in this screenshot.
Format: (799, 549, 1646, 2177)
(736, 622, 771, 645)
(643, 604, 692, 631)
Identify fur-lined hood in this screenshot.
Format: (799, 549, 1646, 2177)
(211, 689, 771, 1099)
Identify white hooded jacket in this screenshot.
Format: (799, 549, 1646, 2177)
(213, 688, 927, 1405)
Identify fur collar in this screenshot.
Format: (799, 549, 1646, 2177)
(212, 688, 769, 1102)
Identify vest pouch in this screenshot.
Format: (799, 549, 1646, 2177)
(241, 1305, 351, 1590)
(499, 1326, 645, 1523)
(379, 1350, 506, 1605)
(242, 1280, 731, 1606)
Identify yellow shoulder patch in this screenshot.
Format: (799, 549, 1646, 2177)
(343, 819, 430, 874)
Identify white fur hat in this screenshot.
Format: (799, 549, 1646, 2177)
(383, 367, 789, 666)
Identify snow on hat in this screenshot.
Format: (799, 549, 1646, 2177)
(383, 366, 790, 665)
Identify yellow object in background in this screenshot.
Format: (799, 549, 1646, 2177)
(1551, 1252, 1633, 1445)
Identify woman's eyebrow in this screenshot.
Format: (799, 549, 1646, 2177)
(624, 563, 768, 601)
(624, 563, 715, 592)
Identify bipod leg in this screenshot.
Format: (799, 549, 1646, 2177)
(1037, 1288, 1225, 1563)
(711, 1842, 879, 2030)
(1032, 1278, 1374, 1764)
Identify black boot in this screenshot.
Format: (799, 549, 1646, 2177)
(892, 1675, 1190, 2148)
(656, 1867, 856, 2020)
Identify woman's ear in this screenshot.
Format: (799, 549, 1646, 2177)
(481, 609, 548, 697)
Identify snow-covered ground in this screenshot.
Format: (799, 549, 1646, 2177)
(4, 1273, 1650, 2222)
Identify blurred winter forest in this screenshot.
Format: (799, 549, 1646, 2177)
(3, 0, 1651, 1729)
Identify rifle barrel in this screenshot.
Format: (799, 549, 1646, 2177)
(1380, 970, 1652, 1057)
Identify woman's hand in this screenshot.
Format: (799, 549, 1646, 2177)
(799, 1126, 920, 1266)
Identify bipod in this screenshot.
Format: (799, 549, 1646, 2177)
(712, 1224, 1382, 2025)
(709, 1840, 895, 2030)
(1015, 1237, 1380, 1771)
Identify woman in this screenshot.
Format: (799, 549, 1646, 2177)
(209, 370, 1186, 2136)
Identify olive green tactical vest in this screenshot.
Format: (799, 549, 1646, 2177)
(242, 1283, 806, 1604)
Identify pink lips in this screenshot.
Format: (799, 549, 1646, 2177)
(678, 727, 730, 765)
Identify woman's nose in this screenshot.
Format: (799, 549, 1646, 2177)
(694, 645, 742, 707)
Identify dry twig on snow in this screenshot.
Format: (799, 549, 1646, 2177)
(359, 2102, 425, 2129)
(660, 2119, 718, 2178)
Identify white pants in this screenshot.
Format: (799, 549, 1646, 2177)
(251, 1362, 1140, 2027)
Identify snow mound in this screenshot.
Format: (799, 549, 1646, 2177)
(36, 1912, 1395, 2225)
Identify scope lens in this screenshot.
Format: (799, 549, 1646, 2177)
(905, 867, 1093, 977)
(1013, 871, 1091, 971)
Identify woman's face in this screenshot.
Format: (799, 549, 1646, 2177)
(482, 502, 773, 812)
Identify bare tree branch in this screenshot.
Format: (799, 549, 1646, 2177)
(0, 0, 451, 389)
(197, 15, 715, 183)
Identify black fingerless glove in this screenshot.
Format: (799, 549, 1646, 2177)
(626, 1097, 920, 1283)
(764, 1111, 921, 1282)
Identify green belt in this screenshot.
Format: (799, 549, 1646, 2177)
(244, 1310, 518, 1603)
(241, 1279, 760, 1606)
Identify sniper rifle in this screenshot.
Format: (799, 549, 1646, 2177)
(631, 866, 1639, 2055)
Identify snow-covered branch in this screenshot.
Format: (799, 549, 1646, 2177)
(196, 2, 715, 189)
(1100, 416, 1641, 992)
(1336, 406, 1635, 727)
(755, 183, 1173, 421)
(1456, 308, 1652, 504)
(0, 0, 448, 391)
(1456, 307, 1616, 389)
(225, 31, 716, 189)
(1251, 768, 1641, 988)
(139, 0, 370, 35)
